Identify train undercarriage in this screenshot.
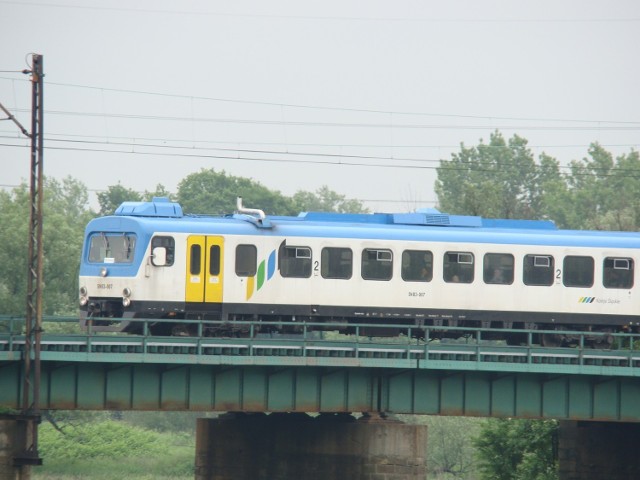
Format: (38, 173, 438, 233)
(80, 298, 635, 350)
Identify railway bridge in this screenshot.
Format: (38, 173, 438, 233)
(1, 317, 639, 479)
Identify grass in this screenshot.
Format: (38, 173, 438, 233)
(32, 420, 195, 480)
(33, 452, 194, 480)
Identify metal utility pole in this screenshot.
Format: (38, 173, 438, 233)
(16, 53, 44, 468)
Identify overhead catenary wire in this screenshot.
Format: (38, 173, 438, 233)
(0, 102, 30, 137)
(2, 141, 640, 178)
(2, 74, 639, 200)
(2, 129, 638, 151)
(1, 76, 638, 127)
(2, 77, 639, 175)
(7, 107, 640, 133)
(1, 133, 639, 173)
(2, 0, 639, 23)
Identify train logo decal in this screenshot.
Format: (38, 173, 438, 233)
(246, 249, 277, 300)
(579, 297, 596, 304)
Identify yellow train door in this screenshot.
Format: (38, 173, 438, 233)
(186, 236, 205, 302)
(204, 236, 224, 303)
(186, 236, 224, 303)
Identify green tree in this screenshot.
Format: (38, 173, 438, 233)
(42, 177, 95, 314)
(0, 177, 93, 315)
(397, 415, 484, 479)
(176, 168, 296, 215)
(143, 183, 174, 202)
(291, 185, 368, 213)
(566, 144, 640, 230)
(533, 153, 575, 228)
(474, 418, 558, 480)
(97, 183, 142, 215)
(436, 134, 640, 231)
(0, 185, 29, 314)
(436, 132, 539, 219)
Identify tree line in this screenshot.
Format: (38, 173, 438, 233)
(436, 131, 640, 231)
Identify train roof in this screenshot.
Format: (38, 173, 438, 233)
(115, 197, 557, 229)
(88, 197, 640, 249)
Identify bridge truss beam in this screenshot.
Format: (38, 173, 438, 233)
(0, 362, 638, 422)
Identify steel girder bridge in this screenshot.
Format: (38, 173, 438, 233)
(1, 317, 639, 422)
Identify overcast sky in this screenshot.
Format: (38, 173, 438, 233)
(1, 0, 639, 213)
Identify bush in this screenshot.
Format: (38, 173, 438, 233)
(39, 421, 171, 459)
(36, 420, 194, 479)
(474, 418, 558, 480)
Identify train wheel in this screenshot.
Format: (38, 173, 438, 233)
(171, 324, 193, 336)
(541, 331, 565, 348)
(590, 331, 614, 350)
(505, 333, 527, 346)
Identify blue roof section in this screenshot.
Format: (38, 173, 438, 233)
(481, 218, 556, 230)
(295, 210, 555, 230)
(300, 212, 393, 224)
(115, 197, 183, 218)
(393, 212, 484, 227)
(390, 213, 555, 230)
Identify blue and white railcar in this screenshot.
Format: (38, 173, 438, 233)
(78, 197, 640, 342)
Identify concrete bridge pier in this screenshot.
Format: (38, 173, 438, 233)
(559, 421, 640, 480)
(0, 414, 35, 480)
(195, 412, 427, 480)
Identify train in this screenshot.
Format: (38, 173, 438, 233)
(78, 197, 640, 347)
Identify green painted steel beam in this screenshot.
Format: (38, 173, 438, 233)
(1, 361, 639, 422)
(4, 350, 634, 378)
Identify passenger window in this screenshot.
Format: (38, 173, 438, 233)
(523, 254, 554, 286)
(151, 236, 174, 266)
(402, 250, 433, 282)
(209, 245, 221, 276)
(190, 244, 201, 275)
(444, 252, 474, 283)
(279, 245, 312, 278)
(603, 257, 633, 289)
(563, 256, 594, 288)
(236, 244, 257, 277)
(321, 247, 352, 279)
(362, 248, 393, 281)
(483, 253, 514, 285)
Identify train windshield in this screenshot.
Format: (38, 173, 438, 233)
(88, 233, 137, 264)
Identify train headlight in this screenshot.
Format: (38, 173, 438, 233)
(79, 286, 88, 306)
(100, 267, 108, 277)
(122, 287, 132, 307)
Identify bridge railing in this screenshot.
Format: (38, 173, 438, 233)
(1, 314, 638, 344)
(1, 315, 640, 374)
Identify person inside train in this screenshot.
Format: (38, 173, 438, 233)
(420, 256, 431, 280)
(489, 268, 504, 284)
